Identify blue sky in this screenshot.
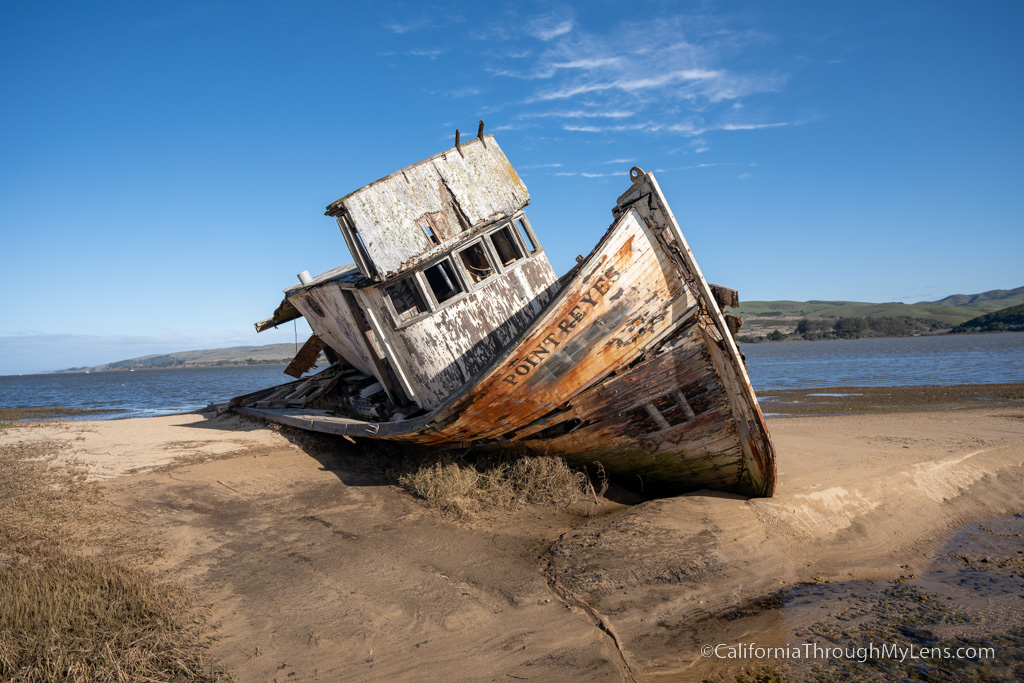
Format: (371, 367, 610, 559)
(1, 1, 1021, 374)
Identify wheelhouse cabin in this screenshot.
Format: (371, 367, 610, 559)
(255, 134, 560, 413)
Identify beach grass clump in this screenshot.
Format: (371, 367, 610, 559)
(262, 423, 605, 519)
(0, 552, 221, 682)
(0, 441, 227, 682)
(395, 450, 599, 519)
(0, 441, 92, 544)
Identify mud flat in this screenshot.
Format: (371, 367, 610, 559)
(1, 387, 1022, 681)
(758, 382, 1024, 416)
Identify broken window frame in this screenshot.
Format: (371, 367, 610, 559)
(487, 223, 525, 268)
(336, 213, 378, 281)
(456, 238, 499, 287)
(514, 214, 541, 255)
(422, 257, 466, 307)
(382, 275, 429, 327)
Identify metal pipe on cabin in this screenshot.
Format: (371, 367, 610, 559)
(440, 265, 456, 292)
(298, 270, 313, 286)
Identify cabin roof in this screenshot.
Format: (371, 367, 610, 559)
(324, 135, 530, 278)
(283, 263, 364, 295)
(324, 135, 526, 216)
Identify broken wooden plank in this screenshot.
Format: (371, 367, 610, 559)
(254, 298, 303, 332)
(284, 335, 328, 379)
(725, 314, 742, 337)
(709, 283, 739, 310)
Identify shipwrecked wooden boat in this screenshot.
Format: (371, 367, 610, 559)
(234, 129, 776, 496)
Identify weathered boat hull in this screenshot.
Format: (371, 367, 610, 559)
(235, 168, 776, 497)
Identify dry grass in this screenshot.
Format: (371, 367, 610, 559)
(395, 450, 606, 520)
(0, 552, 220, 682)
(0, 437, 228, 682)
(249, 420, 608, 520)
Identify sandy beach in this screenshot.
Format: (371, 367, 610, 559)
(2, 387, 1023, 681)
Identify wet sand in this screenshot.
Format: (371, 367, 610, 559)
(759, 382, 1024, 416)
(2, 385, 1023, 681)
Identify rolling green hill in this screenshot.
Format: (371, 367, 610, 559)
(735, 300, 980, 326)
(922, 286, 1024, 309)
(62, 344, 298, 372)
(950, 303, 1024, 334)
(733, 286, 1023, 342)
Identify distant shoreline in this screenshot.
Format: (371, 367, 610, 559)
(52, 360, 291, 375)
(736, 328, 1023, 344)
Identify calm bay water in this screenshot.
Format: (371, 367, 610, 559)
(0, 364, 292, 419)
(1, 332, 1022, 419)
(742, 331, 1024, 390)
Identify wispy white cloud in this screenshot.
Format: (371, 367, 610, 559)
(409, 49, 443, 59)
(564, 122, 661, 133)
(480, 11, 794, 146)
(550, 56, 621, 70)
(561, 119, 788, 137)
(602, 158, 635, 164)
(718, 122, 788, 131)
(528, 16, 574, 41)
(379, 48, 445, 59)
(553, 171, 629, 178)
(521, 163, 564, 169)
(534, 69, 722, 101)
(563, 124, 601, 133)
(384, 19, 433, 34)
(647, 162, 758, 174)
(489, 57, 622, 81)
(519, 109, 634, 119)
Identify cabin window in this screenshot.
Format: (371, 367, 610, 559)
(459, 242, 495, 284)
(516, 216, 539, 254)
(385, 277, 427, 323)
(490, 225, 524, 266)
(424, 259, 463, 303)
